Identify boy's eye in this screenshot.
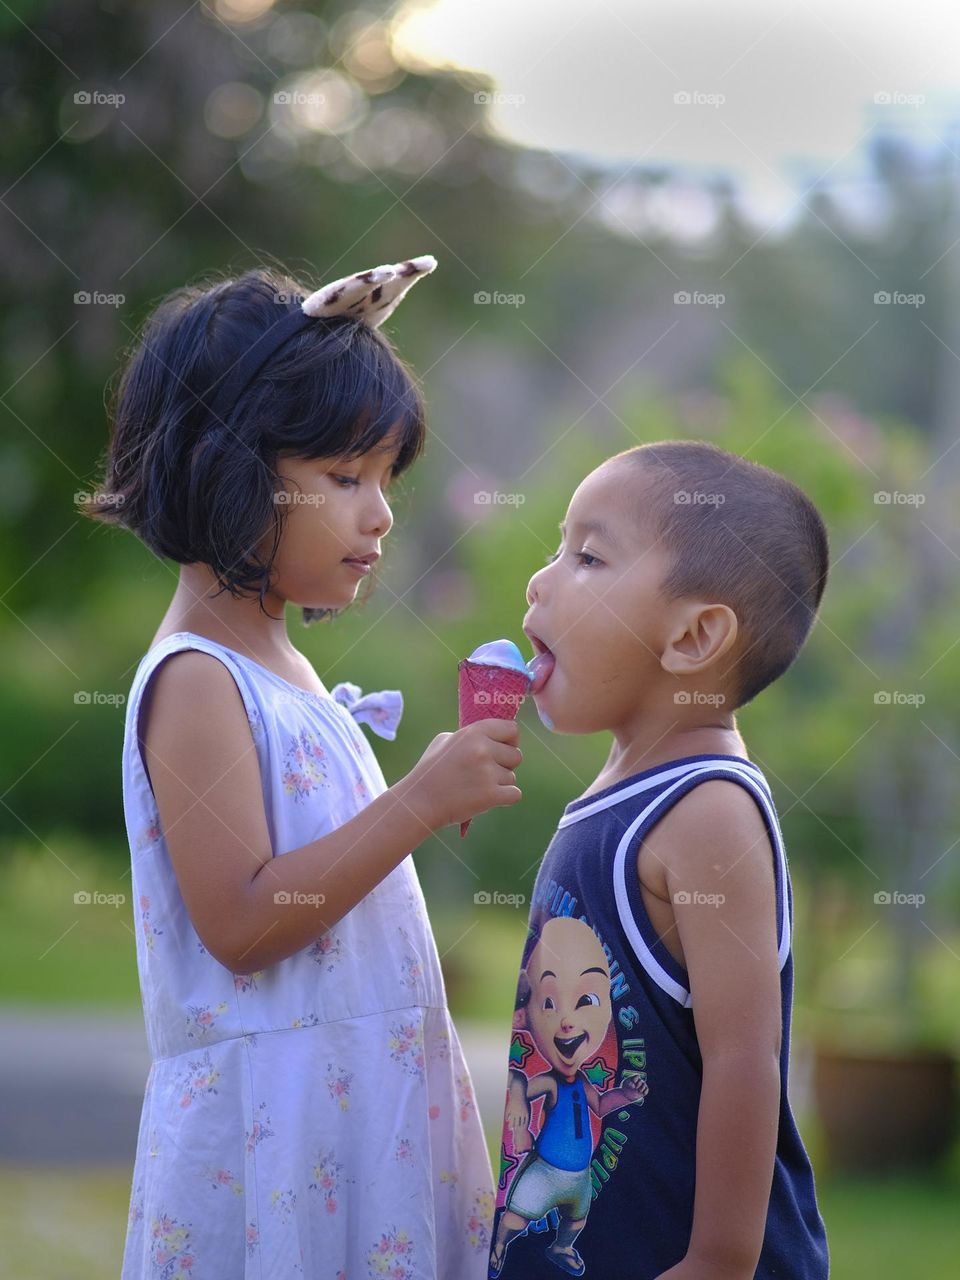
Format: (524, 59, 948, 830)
(541, 996, 555, 1011)
(544, 549, 601, 568)
(576, 992, 601, 1008)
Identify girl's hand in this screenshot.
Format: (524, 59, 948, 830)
(402, 719, 522, 831)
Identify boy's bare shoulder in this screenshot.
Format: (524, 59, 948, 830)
(639, 778, 775, 892)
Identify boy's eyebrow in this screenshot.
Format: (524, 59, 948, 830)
(558, 517, 621, 549)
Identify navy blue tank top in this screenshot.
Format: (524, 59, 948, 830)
(490, 754, 829, 1280)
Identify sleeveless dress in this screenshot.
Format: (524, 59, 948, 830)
(119, 631, 495, 1280)
(489, 753, 829, 1280)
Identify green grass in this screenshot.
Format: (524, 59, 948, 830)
(3, 1159, 959, 1278)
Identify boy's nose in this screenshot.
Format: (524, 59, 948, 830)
(526, 569, 543, 606)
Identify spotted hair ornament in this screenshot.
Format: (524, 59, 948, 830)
(202, 254, 437, 427)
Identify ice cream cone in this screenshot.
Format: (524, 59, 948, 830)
(457, 639, 532, 837)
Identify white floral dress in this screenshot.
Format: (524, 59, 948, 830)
(120, 631, 494, 1280)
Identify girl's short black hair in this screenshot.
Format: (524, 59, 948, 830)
(80, 265, 427, 623)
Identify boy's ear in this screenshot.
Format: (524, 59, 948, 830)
(661, 600, 739, 678)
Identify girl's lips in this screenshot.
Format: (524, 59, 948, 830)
(342, 559, 372, 575)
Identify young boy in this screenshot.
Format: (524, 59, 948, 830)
(489, 440, 830, 1280)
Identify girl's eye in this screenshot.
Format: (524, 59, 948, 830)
(332, 474, 361, 488)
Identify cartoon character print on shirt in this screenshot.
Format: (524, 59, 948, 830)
(490, 916, 649, 1277)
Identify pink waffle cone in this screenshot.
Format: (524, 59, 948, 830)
(457, 659, 530, 836)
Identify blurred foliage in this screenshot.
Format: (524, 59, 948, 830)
(2, 1, 960, 1050)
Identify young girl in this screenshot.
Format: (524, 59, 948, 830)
(81, 256, 523, 1279)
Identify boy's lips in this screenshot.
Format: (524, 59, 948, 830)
(523, 625, 557, 696)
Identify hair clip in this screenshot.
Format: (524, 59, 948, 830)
(301, 255, 437, 328)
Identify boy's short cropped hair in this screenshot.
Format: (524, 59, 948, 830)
(79, 266, 426, 621)
(614, 440, 829, 709)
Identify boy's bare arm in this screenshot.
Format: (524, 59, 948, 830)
(643, 780, 782, 1280)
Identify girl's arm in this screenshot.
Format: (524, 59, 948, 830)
(142, 651, 522, 973)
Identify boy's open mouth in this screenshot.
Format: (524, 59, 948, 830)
(554, 1032, 587, 1061)
(524, 628, 556, 695)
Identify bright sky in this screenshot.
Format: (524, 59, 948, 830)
(392, 0, 960, 225)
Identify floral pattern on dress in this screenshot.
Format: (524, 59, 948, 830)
(269, 1187, 297, 1224)
(397, 926, 424, 991)
(388, 1020, 425, 1078)
(185, 1001, 229, 1040)
(202, 1165, 243, 1195)
(455, 1072, 477, 1123)
(282, 729, 329, 801)
(140, 894, 163, 950)
(174, 1050, 220, 1108)
(326, 1065, 354, 1111)
(367, 1226, 415, 1279)
(308, 931, 344, 971)
(309, 1147, 348, 1213)
(149, 1211, 195, 1279)
(245, 1101, 276, 1154)
(234, 971, 265, 993)
(466, 1189, 495, 1253)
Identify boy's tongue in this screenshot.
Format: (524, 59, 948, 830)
(527, 649, 556, 695)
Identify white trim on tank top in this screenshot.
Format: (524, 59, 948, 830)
(557, 760, 789, 1008)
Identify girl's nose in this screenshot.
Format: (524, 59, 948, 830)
(365, 490, 394, 538)
(526, 567, 544, 606)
